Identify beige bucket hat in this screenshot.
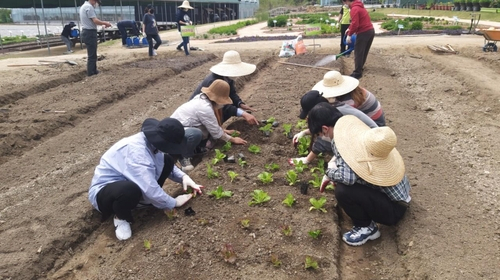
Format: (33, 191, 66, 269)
(201, 79, 232, 105)
(312, 71, 359, 98)
(334, 115, 405, 187)
(210, 50, 256, 77)
(178, 0, 193, 9)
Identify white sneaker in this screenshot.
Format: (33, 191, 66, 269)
(113, 217, 132, 240)
(63, 51, 71, 54)
(152, 50, 157, 56)
(179, 157, 194, 172)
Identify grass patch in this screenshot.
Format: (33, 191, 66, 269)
(208, 20, 259, 35)
(100, 39, 119, 47)
(376, 7, 500, 22)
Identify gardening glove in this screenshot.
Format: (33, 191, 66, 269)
(182, 175, 204, 195)
(175, 194, 193, 207)
(288, 157, 309, 166)
(328, 156, 337, 170)
(292, 130, 307, 146)
(346, 35, 352, 44)
(320, 175, 333, 193)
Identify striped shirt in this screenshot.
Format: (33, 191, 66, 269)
(338, 88, 385, 126)
(326, 140, 411, 203)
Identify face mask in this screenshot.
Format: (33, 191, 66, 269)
(320, 135, 332, 142)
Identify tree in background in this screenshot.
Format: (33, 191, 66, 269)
(0, 9, 13, 23)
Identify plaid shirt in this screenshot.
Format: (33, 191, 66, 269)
(326, 141, 411, 203)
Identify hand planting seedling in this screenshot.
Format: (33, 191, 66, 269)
(164, 209, 178, 220)
(238, 158, 247, 168)
(297, 136, 311, 156)
(265, 162, 280, 172)
(206, 164, 220, 179)
(309, 173, 322, 188)
(212, 149, 226, 165)
(257, 171, 273, 184)
(281, 225, 292, 236)
(293, 159, 307, 173)
(248, 144, 261, 154)
(309, 197, 327, 213)
(308, 229, 322, 239)
(248, 189, 271, 206)
(240, 219, 250, 228)
(270, 254, 282, 267)
(221, 243, 237, 264)
(282, 123, 293, 139)
(228, 171, 238, 183)
(230, 131, 240, 137)
(304, 256, 319, 270)
(285, 170, 298, 186)
(221, 141, 232, 152)
(296, 119, 307, 130)
(259, 123, 273, 137)
(282, 193, 296, 207)
(144, 239, 151, 251)
(208, 185, 233, 199)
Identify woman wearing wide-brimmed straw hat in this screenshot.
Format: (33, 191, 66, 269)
(171, 79, 248, 171)
(191, 50, 259, 127)
(307, 105, 411, 246)
(176, 1, 194, 55)
(89, 117, 204, 241)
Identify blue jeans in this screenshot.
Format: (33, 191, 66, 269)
(60, 35, 72, 51)
(81, 29, 98, 76)
(177, 36, 190, 55)
(165, 127, 203, 158)
(147, 34, 162, 56)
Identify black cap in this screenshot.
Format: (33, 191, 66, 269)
(141, 118, 185, 154)
(299, 90, 329, 119)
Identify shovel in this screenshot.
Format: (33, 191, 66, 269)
(38, 60, 78, 66)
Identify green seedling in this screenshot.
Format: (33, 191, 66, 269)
(164, 209, 178, 220)
(266, 116, 276, 124)
(240, 219, 250, 228)
(175, 244, 188, 256)
(248, 144, 261, 154)
(265, 162, 280, 172)
(308, 229, 322, 239)
(285, 170, 298, 186)
(297, 136, 311, 156)
(206, 164, 220, 179)
(257, 171, 273, 184)
(270, 254, 282, 267)
(309, 173, 322, 188)
(144, 239, 151, 250)
(304, 256, 319, 270)
(293, 159, 307, 173)
(249, 189, 271, 206)
(238, 158, 247, 168)
(228, 171, 238, 183)
(281, 225, 292, 236)
(296, 119, 307, 130)
(208, 186, 233, 199)
(259, 123, 273, 134)
(221, 243, 237, 264)
(197, 218, 209, 226)
(221, 141, 232, 152)
(211, 149, 226, 165)
(310, 158, 326, 174)
(282, 123, 292, 136)
(282, 193, 296, 207)
(309, 197, 327, 213)
(325, 183, 335, 191)
(231, 131, 240, 137)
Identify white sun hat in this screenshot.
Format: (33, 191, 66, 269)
(209, 50, 257, 77)
(312, 71, 359, 98)
(178, 0, 193, 9)
(334, 115, 406, 187)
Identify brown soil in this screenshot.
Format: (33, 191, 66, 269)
(0, 30, 499, 280)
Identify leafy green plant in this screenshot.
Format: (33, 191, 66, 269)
(208, 186, 233, 199)
(206, 164, 220, 179)
(212, 149, 226, 165)
(305, 256, 319, 270)
(293, 159, 307, 173)
(249, 189, 271, 206)
(297, 136, 311, 156)
(257, 171, 273, 184)
(265, 163, 280, 172)
(164, 209, 178, 220)
(266, 116, 276, 123)
(231, 131, 240, 137)
(221, 243, 237, 264)
(270, 254, 282, 267)
(282, 193, 296, 207)
(295, 119, 307, 130)
(308, 229, 322, 239)
(208, 19, 258, 35)
(248, 144, 261, 154)
(285, 170, 298, 186)
(281, 225, 292, 236)
(228, 171, 238, 183)
(309, 173, 322, 188)
(144, 239, 151, 250)
(309, 197, 327, 213)
(282, 123, 292, 136)
(259, 123, 273, 135)
(238, 158, 247, 168)
(240, 219, 250, 228)
(221, 141, 232, 152)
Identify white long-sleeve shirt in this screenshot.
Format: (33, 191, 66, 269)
(88, 132, 185, 211)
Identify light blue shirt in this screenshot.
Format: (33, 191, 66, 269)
(89, 132, 185, 211)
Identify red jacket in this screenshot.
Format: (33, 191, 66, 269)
(347, 1, 374, 36)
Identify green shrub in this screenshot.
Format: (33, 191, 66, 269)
(411, 21, 423, 30)
(267, 15, 288, 27)
(368, 12, 387, 21)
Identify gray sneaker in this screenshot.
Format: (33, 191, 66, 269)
(180, 157, 194, 172)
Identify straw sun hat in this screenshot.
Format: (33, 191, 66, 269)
(334, 115, 405, 187)
(201, 79, 232, 105)
(178, 1, 194, 9)
(312, 71, 359, 98)
(210, 50, 256, 77)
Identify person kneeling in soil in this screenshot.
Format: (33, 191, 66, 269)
(89, 117, 204, 241)
(308, 105, 411, 246)
(171, 79, 248, 171)
(191, 50, 260, 127)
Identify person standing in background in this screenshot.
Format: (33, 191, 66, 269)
(143, 6, 161, 56)
(176, 1, 194, 56)
(79, 0, 111, 77)
(344, 0, 374, 80)
(338, 0, 351, 53)
(60, 21, 76, 54)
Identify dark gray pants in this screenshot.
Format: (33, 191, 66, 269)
(351, 29, 375, 79)
(81, 29, 98, 76)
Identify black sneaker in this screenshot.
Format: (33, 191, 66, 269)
(176, 46, 183, 51)
(194, 146, 209, 155)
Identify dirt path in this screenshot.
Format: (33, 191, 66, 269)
(0, 23, 499, 279)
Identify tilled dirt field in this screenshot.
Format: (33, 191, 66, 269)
(0, 32, 499, 280)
